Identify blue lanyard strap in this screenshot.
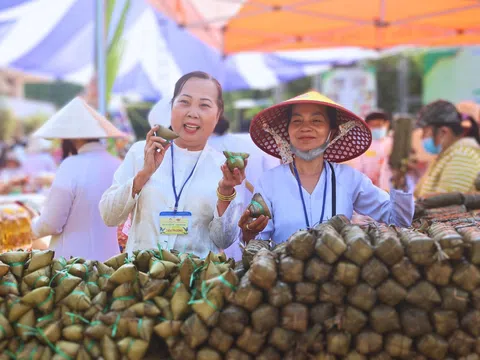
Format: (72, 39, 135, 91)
(292, 160, 328, 229)
(171, 144, 200, 212)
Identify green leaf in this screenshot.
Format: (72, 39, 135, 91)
(105, 0, 131, 105)
(0, 107, 16, 141)
(108, 0, 130, 54)
(106, 0, 116, 29)
(106, 40, 124, 105)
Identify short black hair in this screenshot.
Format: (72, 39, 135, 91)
(417, 100, 459, 128)
(171, 71, 224, 118)
(365, 110, 389, 122)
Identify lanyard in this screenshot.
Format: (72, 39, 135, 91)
(293, 160, 329, 229)
(171, 144, 201, 212)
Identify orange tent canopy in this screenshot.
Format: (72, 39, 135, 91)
(149, 0, 480, 54)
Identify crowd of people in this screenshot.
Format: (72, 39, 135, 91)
(0, 137, 57, 195)
(2, 70, 480, 262)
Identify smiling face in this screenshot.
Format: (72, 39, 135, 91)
(288, 103, 332, 152)
(171, 77, 221, 150)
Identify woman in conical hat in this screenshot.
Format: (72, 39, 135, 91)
(239, 91, 415, 244)
(30, 97, 126, 261)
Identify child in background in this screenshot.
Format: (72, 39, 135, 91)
(347, 110, 392, 191)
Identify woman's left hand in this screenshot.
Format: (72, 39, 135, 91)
(391, 157, 418, 190)
(218, 161, 247, 195)
(391, 169, 407, 190)
(390, 149, 420, 190)
(391, 150, 419, 191)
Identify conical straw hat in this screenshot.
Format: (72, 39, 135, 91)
(250, 91, 372, 163)
(33, 97, 126, 139)
(148, 98, 172, 128)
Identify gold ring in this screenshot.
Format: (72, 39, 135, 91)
(246, 224, 251, 231)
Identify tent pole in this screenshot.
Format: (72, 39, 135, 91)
(95, 0, 107, 115)
(311, 73, 323, 92)
(397, 55, 409, 113)
(273, 83, 285, 103)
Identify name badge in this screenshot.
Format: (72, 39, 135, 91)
(159, 211, 191, 235)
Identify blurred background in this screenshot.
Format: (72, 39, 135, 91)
(0, 4, 479, 359)
(1, 0, 478, 143)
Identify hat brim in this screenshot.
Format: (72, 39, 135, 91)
(249, 97, 372, 163)
(33, 98, 127, 139)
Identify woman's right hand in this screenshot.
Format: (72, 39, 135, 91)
(142, 125, 171, 177)
(238, 209, 269, 244)
(132, 126, 172, 198)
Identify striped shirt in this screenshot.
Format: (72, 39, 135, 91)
(415, 138, 480, 198)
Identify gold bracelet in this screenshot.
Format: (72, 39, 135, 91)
(217, 187, 236, 202)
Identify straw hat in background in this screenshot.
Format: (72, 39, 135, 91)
(33, 97, 126, 140)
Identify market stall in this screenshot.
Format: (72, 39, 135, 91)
(0, 202, 480, 359)
(0, 194, 47, 253)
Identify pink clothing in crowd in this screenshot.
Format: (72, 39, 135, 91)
(347, 137, 393, 191)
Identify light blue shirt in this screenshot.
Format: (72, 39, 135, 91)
(256, 163, 414, 244)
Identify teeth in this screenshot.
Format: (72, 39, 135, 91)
(185, 125, 199, 130)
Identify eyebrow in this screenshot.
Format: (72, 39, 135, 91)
(292, 112, 326, 117)
(179, 94, 213, 103)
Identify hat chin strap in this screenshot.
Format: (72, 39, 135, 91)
(291, 131, 331, 162)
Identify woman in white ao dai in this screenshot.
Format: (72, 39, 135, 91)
(100, 72, 247, 258)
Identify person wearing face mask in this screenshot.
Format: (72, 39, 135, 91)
(347, 110, 392, 189)
(415, 100, 480, 198)
(237, 91, 414, 245)
(100, 71, 247, 258)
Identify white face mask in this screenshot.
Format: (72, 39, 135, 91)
(371, 127, 388, 140)
(290, 131, 331, 161)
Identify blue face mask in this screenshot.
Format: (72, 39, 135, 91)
(371, 127, 387, 140)
(422, 137, 442, 154)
